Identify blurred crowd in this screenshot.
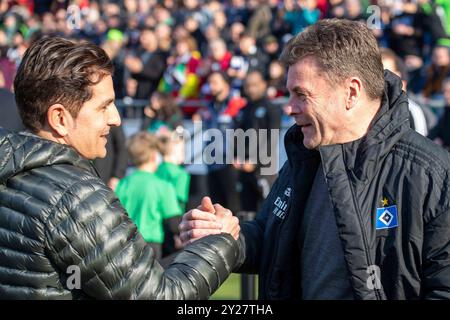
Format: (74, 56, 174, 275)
(2, 0, 450, 258)
(1, 1, 450, 102)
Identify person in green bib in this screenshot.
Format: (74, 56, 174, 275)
(156, 134, 191, 256)
(116, 131, 182, 259)
(156, 134, 191, 211)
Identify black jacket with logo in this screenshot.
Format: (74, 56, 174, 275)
(0, 129, 240, 299)
(234, 71, 450, 299)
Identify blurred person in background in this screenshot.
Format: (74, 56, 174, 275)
(101, 29, 127, 99)
(246, 0, 273, 41)
(141, 91, 184, 134)
(225, 0, 249, 25)
(234, 70, 281, 212)
(158, 35, 202, 100)
(197, 37, 232, 79)
(155, 22, 172, 57)
(422, 45, 450, 100)
(0, 70, 23, 131)
(389, 0, 424, 72)
(428, 78, 450, 151)
(201, 71, 244, 215)
(156, 133, 191, 257)
(116, 131, 181, 260)
(227, 21, 245, 52)
(93, 124, 128, 192)
(262, 34, 281, 62)
(125, 27, 166, 99)
(381, 47, 437, 136)
(228, 33, 269, 90)
(267, 60, 288, 99)
(344, 0, 365, 21)
(283, 0, 321, 35)
(0, 44, 16, 91)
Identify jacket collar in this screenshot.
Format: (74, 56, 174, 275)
(0, 128, 95, 184)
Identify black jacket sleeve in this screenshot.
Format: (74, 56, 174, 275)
(233, 162, 290, 274)
(422, 191, 450, 299)
(43, 178, 240, 299)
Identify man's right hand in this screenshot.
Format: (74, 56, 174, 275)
(179, 197, 240, 245)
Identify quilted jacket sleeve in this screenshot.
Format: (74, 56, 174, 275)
(43, 175, 240, 300)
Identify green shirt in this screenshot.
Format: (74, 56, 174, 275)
(116, 170, 181, 243)
(156, 162, 191, 211)
(437, 0, 450, 36)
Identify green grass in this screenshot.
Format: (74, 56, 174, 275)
(210, 273, 241, 300)
(210, 273, 258, 300)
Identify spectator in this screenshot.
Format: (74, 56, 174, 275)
(0, 45, 15, 90)
(234, 71, 281, 212)
(228, 21, 245, 53)
(141, 91, 184, 134)
(197, 38, 232, 78)
(156, 134, 191, 211)
(201, 71, 244, 215)
(155, 23, 172, 56)
(184, 16, 207, 55)
(125, 27, 166, 99)
(101, 29, 127, 99)
(159, 36, 202, 99)
(156, 133, 191, 257)
(284, 0, 321, 35)
(246, 0, 273, 41)
(212, 10, 230, 43)
(225, 0, 249, 25)
(267, 60, 288, 99)
(328, 0, 346, 18)
(93, 125, 128, 192)
(381, 47, 436, 136)
(428, 78, 450, 150)
(422, 45, 450, 99)
(389, 0, 424, 64)
(262, 34, 281, 62)
(228, 33, 269, 90)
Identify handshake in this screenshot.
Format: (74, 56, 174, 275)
(178, 196, 241, 245)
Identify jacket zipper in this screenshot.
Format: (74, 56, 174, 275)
(343, 144, 382, 300)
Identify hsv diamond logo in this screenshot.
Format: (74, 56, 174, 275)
(376, 205, 398, 230)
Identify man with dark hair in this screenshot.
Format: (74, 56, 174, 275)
(181, 19, 450, 299)
(0, 36, 240, 299)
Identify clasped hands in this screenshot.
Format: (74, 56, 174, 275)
(178, 196, 240, 245)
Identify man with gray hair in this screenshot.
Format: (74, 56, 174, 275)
(180, 19, 450, 299)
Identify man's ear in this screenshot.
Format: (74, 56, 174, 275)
(346, 77, 362, 110)
(46, 104, 73, 137)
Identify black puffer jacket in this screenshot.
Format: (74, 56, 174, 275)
(235, 71, 450, 299)
(0, 129, 239, 299)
